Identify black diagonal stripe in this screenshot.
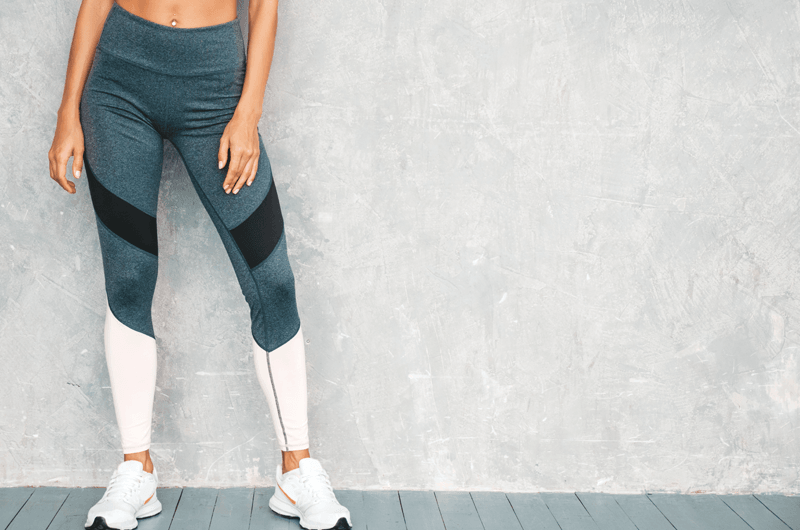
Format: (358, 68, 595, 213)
(84, 158, 158, 256)
(230, 178, 284, 269)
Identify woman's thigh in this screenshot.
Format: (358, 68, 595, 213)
(170, 131, 301, 352)
(80, 51, 166, 337)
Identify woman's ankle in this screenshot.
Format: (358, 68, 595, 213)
(281, 448, 311, 474)
(124, 450, 154, 474)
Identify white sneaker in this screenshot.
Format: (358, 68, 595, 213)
(85, 460, 162, 530)
(269, 457, 352, 530)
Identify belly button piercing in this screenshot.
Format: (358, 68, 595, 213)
(171, 19, 177, 26)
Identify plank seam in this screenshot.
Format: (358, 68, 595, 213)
(2, 489, 34, 530)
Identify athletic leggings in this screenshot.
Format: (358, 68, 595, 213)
(79, 2, 309, 453)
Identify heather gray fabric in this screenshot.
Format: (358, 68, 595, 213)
(79, 2, 301, 352)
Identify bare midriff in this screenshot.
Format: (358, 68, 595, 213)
(114, 0, 238, 28)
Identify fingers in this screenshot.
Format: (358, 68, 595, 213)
(246, 156, 258, 187)
(231, 157, 257, 194)
(48, 147, 76, 194)
(73, 150, 84, 179)
(218, 133, 229, 171)
(223, 145, 256, 194)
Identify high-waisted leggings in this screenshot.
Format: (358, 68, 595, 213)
(80, 2, 309, 453)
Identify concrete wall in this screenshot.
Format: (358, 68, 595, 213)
(1, 0, 799, 492)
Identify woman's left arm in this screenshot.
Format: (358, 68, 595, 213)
(218, 0, 278, 195)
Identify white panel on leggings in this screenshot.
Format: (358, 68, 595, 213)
(252, 326, 309, 451)
(104, 302, 157, 454)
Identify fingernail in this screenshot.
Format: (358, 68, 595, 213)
(74, 170, 81, 178)
(218, 161, 224, 169)
(233, 188, 239, 194)
(223, 184, 229, 190)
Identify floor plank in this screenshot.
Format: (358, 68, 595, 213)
(138, 488, 183, 530)
(471, 492, 523, 530)
(399, 491, 446, 530)
(248, 487, 293, 530)
(169, 488, 219, 530)
(612, 494, 675, 530)
(435, 491, 483, 530)
(47, 488, 103, 530)
(575, 493, 638, 530)
(648, 493, 751, 530)
(6, 488, 69, 530)
(506, 493, 561, 530)
(540, 493, 600, 530)
(719, 494, 791, 530)
(336, 490, 366, 530)
(756, 495, 800, 530)
(364, 491, 405, 530)
(0, 488, 34, 530)
(209, 487, 254, 530)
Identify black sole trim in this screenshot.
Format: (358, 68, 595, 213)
(85, 516, 117, 530)
(269, 510, 351, 530)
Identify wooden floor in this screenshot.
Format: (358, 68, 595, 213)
(0, 487, 798, 530)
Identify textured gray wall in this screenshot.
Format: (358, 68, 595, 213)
(1, 0, 799, 493)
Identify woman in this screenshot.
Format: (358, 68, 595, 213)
(47, 1, 351, 529)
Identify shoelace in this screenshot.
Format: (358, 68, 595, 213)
(299, 470, 336, 504)
(102, 470, 143, 504)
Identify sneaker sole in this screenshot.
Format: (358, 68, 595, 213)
(85, 498, 163, 530)
(268, 495, 351, 530)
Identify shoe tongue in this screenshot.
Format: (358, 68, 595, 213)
(118, 460, 144, 473)
(298, 458, 323, 475)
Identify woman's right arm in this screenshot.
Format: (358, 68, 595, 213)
(48, 0, 114, 194)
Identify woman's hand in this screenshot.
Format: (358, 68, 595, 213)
(48, 110, 84, 194)
(218, 108, 261, 195)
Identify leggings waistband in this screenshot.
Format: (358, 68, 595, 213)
(97, 2, 245, 76)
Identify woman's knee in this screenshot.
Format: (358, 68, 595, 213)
(105, 261, 158, 337)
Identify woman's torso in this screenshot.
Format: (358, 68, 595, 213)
(114, 0, 238, 28)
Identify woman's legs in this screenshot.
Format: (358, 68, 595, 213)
(83, 0, 311, 479)
(170, 131, 310, 456)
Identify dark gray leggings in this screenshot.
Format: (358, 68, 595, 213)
(79, 2, 301, 352)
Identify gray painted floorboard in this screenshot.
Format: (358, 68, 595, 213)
(576, 493, 638, 530)
(646, 493, 705, 530)
(47, 488, 103, 530)
(435, 491, 484, 530)
(336, 490, 366, 530)
(539, 493, 600, 530)
(399, 490, 446, 530)
(719, 494, 792, 530)
(648, 493, 752, 530)
(6, 488, 69, 530)
(506, 493, 561, 530)
(248, 487, 293, 530)
(612, 494, 675, 530)
(209, 487, 254, 530)
(757, 494, 800, 530)
(169, 487, 218, 530)
(138, 488, 183, 530)
(364, 491, 405, 530)
(471, 492, 523, 530)
(2, 488, 800, 530)
(0, 488, 33, 530)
